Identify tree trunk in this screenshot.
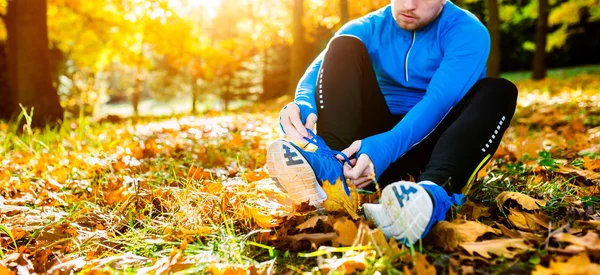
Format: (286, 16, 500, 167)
(289, 0, 307, 94)
(486, 0, 501, 77)
(0, 43, 13, 120)
(10, 0, 63, 127)
(191, 79, 198, 114)
(340, 0, 349, 25)
(532, 0, 550, 80)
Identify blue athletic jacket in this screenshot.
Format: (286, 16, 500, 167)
(293, 1, 490, 180)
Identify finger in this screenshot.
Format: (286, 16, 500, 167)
(341, 141, 361, 158)
(356, 180, 372, 189)
(353, 176, 372, 186)
(304, 113, 317, 133)
(289, 113, 308, 137)
(337, 141, 361, 161)
(347, 155, 371, 179)
(281, 116, 305, 141)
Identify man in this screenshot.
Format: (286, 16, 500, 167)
(266, 0, 518, 245)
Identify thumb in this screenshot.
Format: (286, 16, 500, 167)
(304, 113, 317, 133)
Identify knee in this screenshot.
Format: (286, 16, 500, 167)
(327, 36, 369, 59)
(477, 77, 518, 107)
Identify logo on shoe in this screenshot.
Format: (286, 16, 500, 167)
(282, 144, 304, 166)
(393, 185, 418, 207)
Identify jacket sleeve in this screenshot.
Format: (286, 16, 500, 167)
(358, 21, 490, 181)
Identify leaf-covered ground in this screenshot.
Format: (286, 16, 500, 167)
(1, 73, 600, 275)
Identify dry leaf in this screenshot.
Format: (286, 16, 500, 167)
(459, 200, 491, 220)
(507, 209, 553, 232)
(460, 238, 532, 259)
(496, 191, 546, 211)
(245, 206, 282, 229)
(0, 264, 15, 275)
(583, 156, 600, 172)
(427, 220, 501, 251)
(557, 166, 600, 181)
(296, 216, 329, 231)
(321, 179, 359, 220)
(532, 253, 600, 275)
(495, 223, 545, 242)
(403, 254, 436, 275)
(243, 170, 267, 183)
(351, 222, 402, 258)
(287, 233, 338, 247)
(332, 217, 358, 247)
(318, 251, 372, 274)
(551, 231, 600, 254)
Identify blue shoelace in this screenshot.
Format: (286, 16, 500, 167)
(300, 129, 353, 195)
(302, 129, 352, 166)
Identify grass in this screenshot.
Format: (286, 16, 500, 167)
(1, 66, 599, 274)
(501, 63, 600, 82)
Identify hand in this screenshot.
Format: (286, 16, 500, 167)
(336, 140, 375, 188)
(279, 102, 318, 141)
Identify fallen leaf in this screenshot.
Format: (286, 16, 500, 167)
(296, 216, 329, 231)
(496, 223, 545, 242)
(507, 209, 553, 232)
(287, 233, 338, 247)
(427, 220, 501, 251)
(318, 251, 372, 274)
(403, 254, 436, 275)
(551, 231, 600, 255)
(496, 191, 546, 211)
(245, 206, 282, 229)
(243, 170, 267, 182)
(460, 238, 532, 259)
(459, 200, 491, 220)
(532, 253, 600, 275)
(321, 179, 359, 220)
(583, 156, 600, 171)
(352, 222, 401, 258)
(332, 217, 358, 247)
(46, 257, 86, 275)
(0, 264, 15, 275)
(557, 166, 600, 181)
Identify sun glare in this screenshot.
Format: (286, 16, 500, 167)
(169, 0, 220, 18)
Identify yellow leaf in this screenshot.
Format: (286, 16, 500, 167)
(427, 220, 501, 252)
(532, 253, 600, 275)
(460, 238, 532, 259)
(557, 166, 600, 181)
(321, 179, 359, 220)
(496, 191, 546, 211)
(332, 217, 358, 247)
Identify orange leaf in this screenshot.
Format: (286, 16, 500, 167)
(321, 179, 359, 220)
(188, 166, 211, 180)
(583, 156, 600, 171)
(0, 264, 15, 275)
(243, 170, 267, 182)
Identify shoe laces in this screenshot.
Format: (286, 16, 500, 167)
(303, 129, 352, 167)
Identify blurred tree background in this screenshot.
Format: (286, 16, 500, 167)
(0, 0, 599, 127)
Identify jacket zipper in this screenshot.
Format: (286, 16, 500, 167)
(405, 31, 416, 82)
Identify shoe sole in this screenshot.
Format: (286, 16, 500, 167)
(363, 181, 433, 245)
(265, 139, 327, 207)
